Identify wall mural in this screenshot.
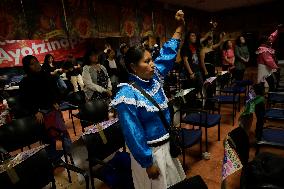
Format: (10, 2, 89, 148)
(120, 7, 139, 37)
(95, 1, 120, 37)
(0, 0, 28, 40)
(65, 0, 96, 38)
(24, 0, 67, 39)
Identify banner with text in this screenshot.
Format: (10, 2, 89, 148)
(0, 39, 86, 68)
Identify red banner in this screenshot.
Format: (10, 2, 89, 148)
(0, 39, 86, 68)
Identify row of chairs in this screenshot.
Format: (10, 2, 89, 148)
(0, 116, 89, 189)
(0, 114, 208, 189)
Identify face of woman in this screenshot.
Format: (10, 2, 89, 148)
(228, 41, 233, 48)
(89, 54, 98, 64)
(48, 56, 53, 63)
(109, 50, 115, 58)
(132, 50, 155, 80)
(240, 37, 245, 44)
(189, 33, 197, 43)
(208, 39, 213, 46)
(123, 47, 129, 54)
(29, 58, 41, 73)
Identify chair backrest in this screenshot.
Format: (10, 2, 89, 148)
(82, 121, 125, 164)
(0, 148, 54, 189)
(0, 116, 46, 153)
(217, 72, 231, 89)
(169, 175, 208, 189)
(6, 96, 30, 118)
(227, 127, 250, 167)
(79, 100, 109, 123)
(205, 63, 216, 77)
(67, 91, 86, 106)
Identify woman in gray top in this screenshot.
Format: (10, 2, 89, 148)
(234, 36, 250, 81)
(82, 50, 112, 102)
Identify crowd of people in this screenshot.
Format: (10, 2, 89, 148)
(0, 8, 283, 189)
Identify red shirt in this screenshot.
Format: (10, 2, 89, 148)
(222, 49, 235, 65)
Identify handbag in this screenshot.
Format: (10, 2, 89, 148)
(129, 82, 181, 158)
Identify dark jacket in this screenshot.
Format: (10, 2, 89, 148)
(19, 71, 59, 114)
(104, 58, 129, 83)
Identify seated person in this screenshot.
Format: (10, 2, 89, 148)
(63, 55, 84, 92)
(42, 54, 67, 92)
(82, 50, 112, 102)
(19, 55, 72, 160)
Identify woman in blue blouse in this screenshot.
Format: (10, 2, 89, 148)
(111, 10, 186, 189)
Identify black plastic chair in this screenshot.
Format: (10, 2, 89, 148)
(267, 92, 284, 108)
(60, 91, 86, 135)
(81, 121, 131, 189)
(182, 107, 221, 153)
(6, 96, 30, 119)
(244, 152, 284, 189)
(179, 87, 221, 153)
(255, 102, 284, 154)
(205, 63, 216, 77)
(169, 98, 202, 169)
(0, 147, 89, 189)
(215, 73, 239, 125)
(0, 116, 75, 183)
(71, 100, 109, 133)
(169, 175, 208, 189)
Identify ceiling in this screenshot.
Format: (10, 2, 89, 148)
(157, 0, 276, 12)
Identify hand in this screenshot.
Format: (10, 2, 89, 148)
(106, 90, 112, 97)
(35, 112, 44, 124)
(204, 70, 208, 76)
(53, 103, 60, 110)
(175, 10, 185, 26)
(146, 165, 160, 179)
(190, 73, 195, 79)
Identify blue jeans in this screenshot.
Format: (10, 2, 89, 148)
(56, 78, 67, 91)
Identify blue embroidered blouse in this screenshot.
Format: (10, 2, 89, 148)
(111, 38, 180, 168)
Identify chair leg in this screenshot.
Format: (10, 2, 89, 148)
(64, 153, 72, 183)
(69, 154, 75, 165)
(205, 127, 208, 152)
(255, 145, 260, 155)
(51, 179, 56, 189)
(182, 148, 186, 170)
(89, 164, 95, 189)
(218, 123, 220, 141)
(62, 141, 72, 183)
(199, 138, 203, 158)
(238, 93, 241, 112)
(71, 114, 76, 136)
(232, 104, 235, 126)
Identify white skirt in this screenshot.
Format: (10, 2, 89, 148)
(257, 64, 273, 83)
(130, 142, 186, 189)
